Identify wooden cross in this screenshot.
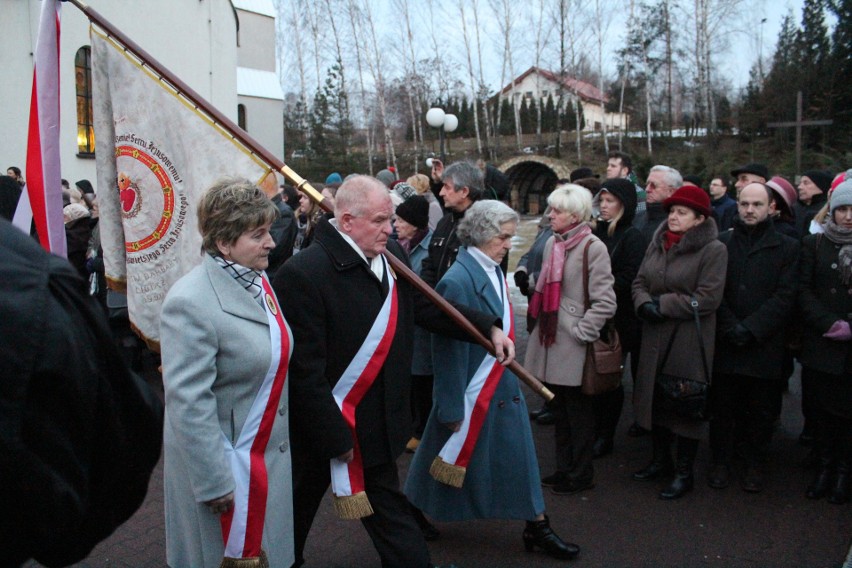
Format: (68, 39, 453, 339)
(767, 91, 833, 174)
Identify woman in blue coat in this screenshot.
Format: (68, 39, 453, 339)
(405, 200, 579, 561)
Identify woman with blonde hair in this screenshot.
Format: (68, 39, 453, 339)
(525, 183, 617, 495)
(408, 173, 443, 230)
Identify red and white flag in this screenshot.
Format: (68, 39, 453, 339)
(15, 0, 65, 257)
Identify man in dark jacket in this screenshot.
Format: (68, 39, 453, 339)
(794, 169, 832, 237)
(710, 182, 800, 493)
(423, 160, 490, 284)
(633, 165, 682, 248)
(709, 176, 737, 231)
(273, 176, 512, 568)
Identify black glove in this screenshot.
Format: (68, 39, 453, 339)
(513, 270, 530, 295)
(637, 301, 665, 323)
(725, 323, 755, 347)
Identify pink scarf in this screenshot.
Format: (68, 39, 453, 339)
(528, 223, 592, 347)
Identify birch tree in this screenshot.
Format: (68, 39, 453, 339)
(346, 0, 375, 173)
(394, 0, 426, 172)
(360, 0, 399, 172)
(458, 0, 484, 157)
(591, 0, 613, 154)
(529, 0, 553, 151)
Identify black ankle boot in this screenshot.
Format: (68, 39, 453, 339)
(660, 436, 698, 500)
(827, 461, 850, 504)
(523, 515, 580, 560)
(633, 425, 673, 481)
(806, 456, 834, 500)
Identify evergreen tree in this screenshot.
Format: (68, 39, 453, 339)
(796, 0, 832, 147)
(309, 87, 330, 158)
(828, 0, 852, 147)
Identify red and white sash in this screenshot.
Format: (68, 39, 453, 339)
(219, 276, 291, 560)
(430, 276, 514, 488)
(330, 255, 398, 519)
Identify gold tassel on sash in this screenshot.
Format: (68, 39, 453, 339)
(219, 549, 270, 568)
(332, 491, 375, 519)
(430, 456, 467, 488)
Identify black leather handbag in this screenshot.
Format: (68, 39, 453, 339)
(654, 297, 711, 421)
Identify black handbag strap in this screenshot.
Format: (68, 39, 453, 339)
(657, 296, 710, 385)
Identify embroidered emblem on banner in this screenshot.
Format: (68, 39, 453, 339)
(115, 144, 178, 253)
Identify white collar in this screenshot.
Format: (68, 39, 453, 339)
(331, 218, 385, 281)
(468, 246, 503, 299)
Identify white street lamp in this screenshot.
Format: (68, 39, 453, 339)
(426, 106, 458, 162)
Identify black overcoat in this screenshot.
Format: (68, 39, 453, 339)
(715, 218, 800, 379)
(274, 218, 494, 467)
(798, 233, 852, 376)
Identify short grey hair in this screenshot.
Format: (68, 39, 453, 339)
(335, 175, 388, 217)
(649, 165, 683, 190)
(547, 183, 594, 221)
(444, 161, 484, 201)
(456, 200, 519, 247)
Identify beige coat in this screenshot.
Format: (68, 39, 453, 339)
(631, 219, 727, 438)
(525, 227, 617, 386)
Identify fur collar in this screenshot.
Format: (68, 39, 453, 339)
(651, 216, 719, 255)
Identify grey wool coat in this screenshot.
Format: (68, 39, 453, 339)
(160, 254, 294, 568)
(524, 226, 617, 386)
(632, 218, 727, 438)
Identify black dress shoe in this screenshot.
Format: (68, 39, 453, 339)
(551, 478, 595, 495)
(536, 410, 556, 425)
(659, 473, 694, 499)
(529, 406, 547, 419)
(632, 461, 673, 481)
(807, 468, 833, 500)
(592, 437, 613, 458)
(628, 422, 650, 437)
(707, 463, 730, 489)
(541, 471, 568, 487)
(740, 466, 765, 493)
(523, 515, 580, 560)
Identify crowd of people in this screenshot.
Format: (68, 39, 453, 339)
(2, 153, 849, 567)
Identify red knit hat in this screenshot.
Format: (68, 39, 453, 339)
(664, 185, 712, 217)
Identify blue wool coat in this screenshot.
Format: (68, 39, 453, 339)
(404, 247, 545, 521)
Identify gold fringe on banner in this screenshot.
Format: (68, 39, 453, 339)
(333, 491, 374, 519)
(430, 456, 466, 488)
(219, 549, 270, 568)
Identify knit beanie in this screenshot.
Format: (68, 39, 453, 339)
(392, 182, 417, 201)
(802, 169, 833, 193)
(325, 172, 343, 185)
(376, 169, 396, 188)
(830, 179, 852, 214)
(663, 185, 712, 218)
(394, 195, 429, 230)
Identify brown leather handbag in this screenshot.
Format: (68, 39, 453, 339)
(579, 240, 624, 396)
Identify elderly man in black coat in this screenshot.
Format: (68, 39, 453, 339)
(709, 182, 800, 493)
(273, 176, 513, 568)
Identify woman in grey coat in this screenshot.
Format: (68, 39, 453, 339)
(631, 185, 727, 499)
(160, 178, 294, 567)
